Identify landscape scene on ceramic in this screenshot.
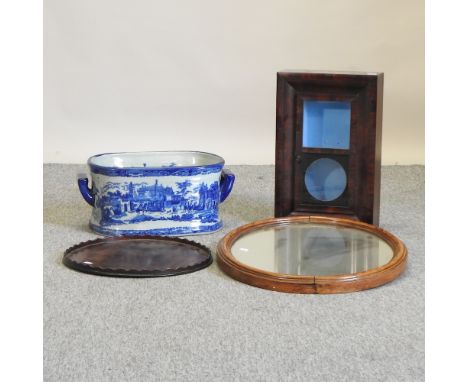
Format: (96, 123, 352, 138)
(93, 179, 220, 227)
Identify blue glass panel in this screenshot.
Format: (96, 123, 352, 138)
(305, 158, 347, 201)
(303, 101, 351, 149)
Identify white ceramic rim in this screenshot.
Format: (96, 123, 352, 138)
(88, 150, 225, 169)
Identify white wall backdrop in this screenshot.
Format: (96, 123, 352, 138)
(44, 0, 424, 165)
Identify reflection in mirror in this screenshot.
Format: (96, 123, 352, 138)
(303, 100, 351, 149)
(231, 223, 393, 276)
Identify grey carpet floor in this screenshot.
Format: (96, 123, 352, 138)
(43, 164, 424, 382)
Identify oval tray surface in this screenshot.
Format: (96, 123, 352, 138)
(63, 236, 212, 277)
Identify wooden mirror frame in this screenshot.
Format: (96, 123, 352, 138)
(217, 216, 407, 294)
(275, 71, 384, 225)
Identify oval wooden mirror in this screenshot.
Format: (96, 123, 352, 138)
(217, 216, 407, 294)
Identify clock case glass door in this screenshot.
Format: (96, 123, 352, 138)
(294, 93, 360, 213)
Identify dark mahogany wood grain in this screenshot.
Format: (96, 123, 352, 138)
(275, 71, 384, 225)
(63, 236, 212, 277)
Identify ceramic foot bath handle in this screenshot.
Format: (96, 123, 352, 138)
(220, 169, 235, 202)
(77, 174, 95, 206)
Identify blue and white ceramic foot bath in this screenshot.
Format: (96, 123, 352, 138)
(78, 151, 235, 236)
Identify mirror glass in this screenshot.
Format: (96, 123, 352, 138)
(303, 100, 351, 149)
(305, 158, 347, 201)
(231, 223, 393, 276)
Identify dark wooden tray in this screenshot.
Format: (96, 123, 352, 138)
(63, 236, 212, 277)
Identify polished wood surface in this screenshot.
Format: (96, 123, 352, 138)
(217, 216, 407, 294)
(63, 235, 212, 277)
(275, 71, 384, 225)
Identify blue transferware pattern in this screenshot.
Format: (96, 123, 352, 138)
(78, 151, 235, 236)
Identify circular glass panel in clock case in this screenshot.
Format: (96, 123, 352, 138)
(304, 158, 347, 201)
